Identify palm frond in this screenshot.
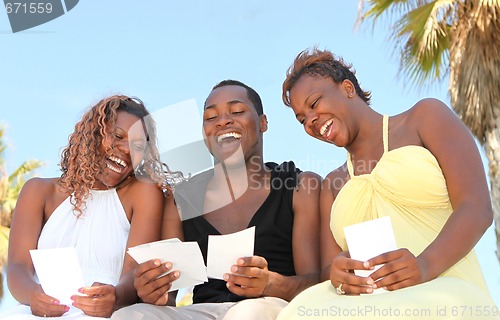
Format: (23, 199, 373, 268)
(357, 0, 425, 28)
(357, 0, 457, 90)
(394, 1, 454, 86)
(8, 160, 44, 183)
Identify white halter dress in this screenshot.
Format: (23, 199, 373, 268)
(1, 189, 130, 319)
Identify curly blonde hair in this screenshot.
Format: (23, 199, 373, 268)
(58, 95, 169, 217)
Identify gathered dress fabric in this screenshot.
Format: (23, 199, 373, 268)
(277, 115, 498, 320)
(1, 189, 130, 320)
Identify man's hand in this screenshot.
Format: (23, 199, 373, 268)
(224, 256, 269, 298)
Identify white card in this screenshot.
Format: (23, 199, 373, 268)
(206, 226, 255, 279)
(30, 247, 85, 305)
(127, 238, 208, 291)
(344, 216, 397, 278)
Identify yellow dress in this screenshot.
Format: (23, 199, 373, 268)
(277, 115, 499, 320)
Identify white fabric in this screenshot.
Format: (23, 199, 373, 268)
(1, 189, 130, 319)
(111, 297, 288, 320)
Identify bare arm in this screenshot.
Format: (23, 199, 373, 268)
(7, 178, 70, 317)
(277, 170, 322, 300)
(369, 99, 493, 289)
(133, 194, 183, 306)
(226, 171, 322, 301)
(415, 100, 491, 278)
(319, 170, 346, 281)
(114, 180, 165, 309)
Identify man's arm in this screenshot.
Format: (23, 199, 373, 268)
(269, 170, 322, 300)
(224, 171, 322, 301)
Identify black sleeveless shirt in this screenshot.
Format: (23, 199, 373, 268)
(176, 161, 300, 303)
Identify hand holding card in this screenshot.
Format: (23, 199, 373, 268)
(30, 247, 86, 305)
(344, 216, 398, 284)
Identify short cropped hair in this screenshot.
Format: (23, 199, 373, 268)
(211, 79, 264, 116)
(282, 48, 371, 106)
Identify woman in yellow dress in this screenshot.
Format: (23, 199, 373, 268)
(277, 48, 499, 320)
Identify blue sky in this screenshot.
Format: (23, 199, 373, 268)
(1, 0, 498, 309)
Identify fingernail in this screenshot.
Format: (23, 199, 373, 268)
(72, 302, 76, 307)
(366, 287, 373, 293)
(53, 300, 60, 305)
(154, 260, 161, 266)
(372, 283, 378, 289)
(226, 282, 230, 288)
(174, 271, 180, 278)
(78, 288, 84, 293)
(165, 262, 172, 269)
(363, 261, 370, 268)
(367, 278, 374, 285)
(70, 295, 75, 301)
(223, 274, 229, 280)
(231, 266, 238, 272)
(65, 306, 70, 312)
(238, 259, 244, 265)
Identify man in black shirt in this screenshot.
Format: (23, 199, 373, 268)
(112, 80, 321, 320)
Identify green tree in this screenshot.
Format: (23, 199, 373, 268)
(0, 126, 43, 300)
(357, 0, 500, 263)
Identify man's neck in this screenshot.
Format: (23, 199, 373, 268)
(211, 155, 268, 197)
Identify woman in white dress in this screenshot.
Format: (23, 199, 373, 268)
(3, 95, 171, 319)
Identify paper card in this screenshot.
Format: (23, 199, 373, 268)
(344, 216, 397, 278)
(30, 247, 86, 305)
(206, 226, 255, 280)
(127, 238, 207, 292)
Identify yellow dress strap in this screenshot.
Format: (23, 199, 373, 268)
(347, 115, 389, 177)
(347, 151, 354, 177)
(383, 114, 389, 153)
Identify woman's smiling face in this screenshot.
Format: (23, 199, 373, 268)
(289, 74, 354, 148)
(94, 110, 147, 189)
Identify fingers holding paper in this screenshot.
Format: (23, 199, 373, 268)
(72, 282, 116, 317)
(224, 256, 269, 298)
(29, 284, 69, 317)
(133, 259, 179, 305)
(366, 248, 426, 291)
(329, 251, 375, 295)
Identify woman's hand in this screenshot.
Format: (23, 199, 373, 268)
(329, 251, 375, 295)
(29, 284, 69, 317)
(366, 248, 428, 291)
(71, 282, 116, 318)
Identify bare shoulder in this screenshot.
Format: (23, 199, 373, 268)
(405, 98, 470, 140)
(407, 98, 457, 124)
(294, 171, 322, 200)
(323, 163, 349, 197)
(117, 177, 163, 205)
(297, 171, 322, 187)
(21, 177, 59, 197)
(125, 175, 160, 190)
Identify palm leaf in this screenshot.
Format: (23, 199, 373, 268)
(358, 0, 456, 89)
(394, 1, 453, 86)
